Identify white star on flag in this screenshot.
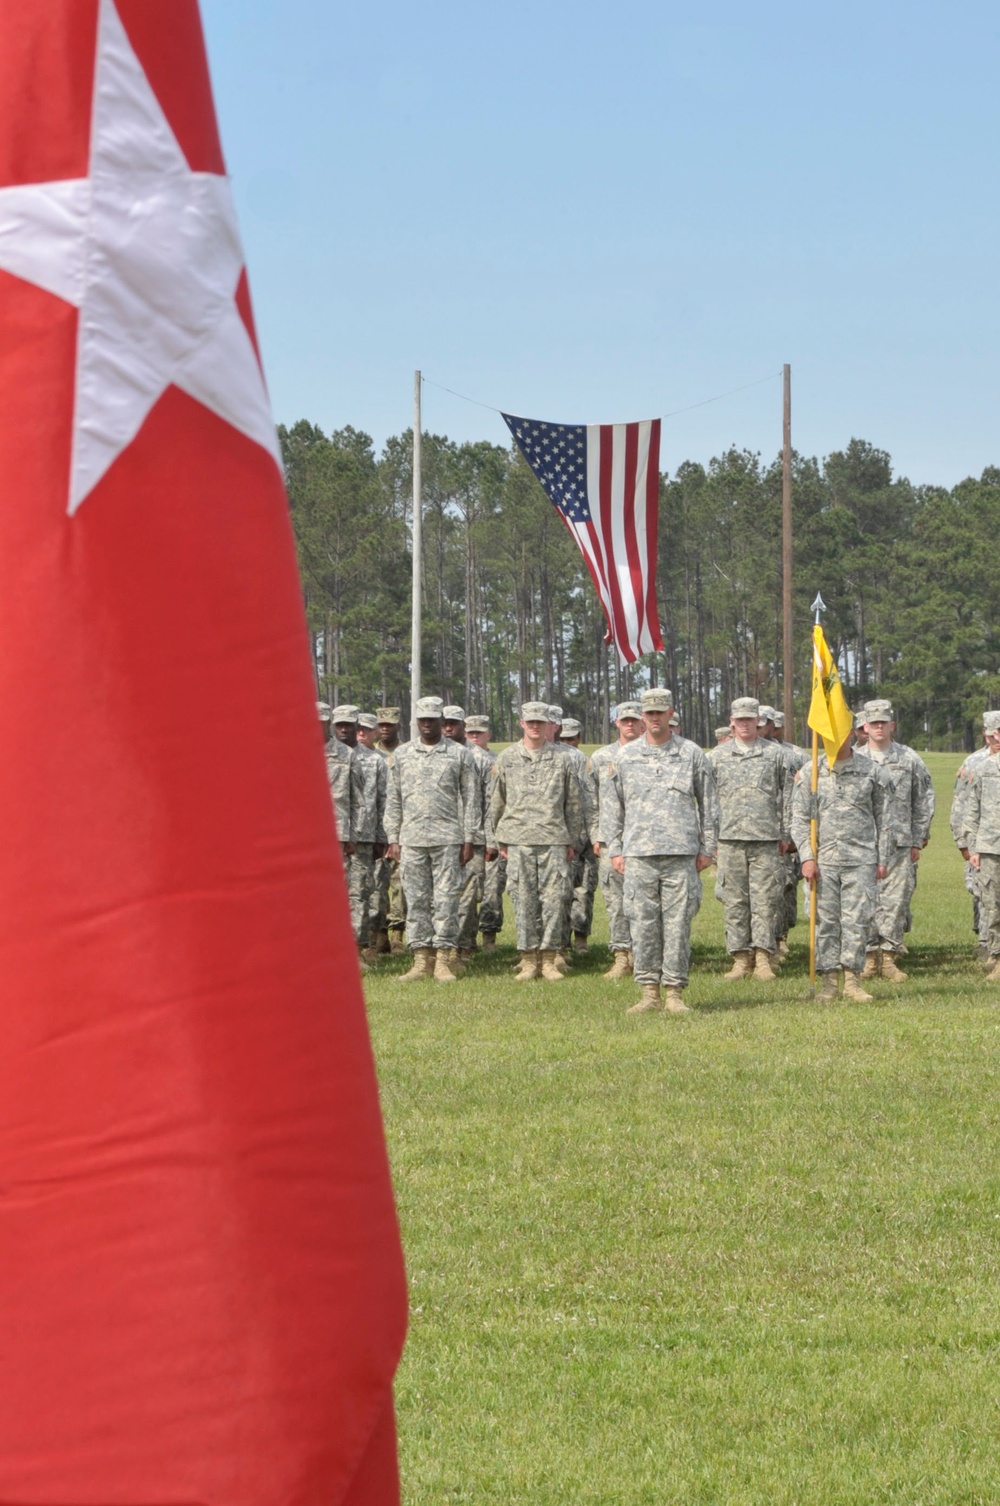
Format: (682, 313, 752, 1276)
(0, 0, 280, 515)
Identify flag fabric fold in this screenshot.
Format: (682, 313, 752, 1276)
(502, 412, 664, 665)
(808, 623, 853, 762)
(0, 3, 406, 1503)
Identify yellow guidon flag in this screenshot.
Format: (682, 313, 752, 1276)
(808, 624, 853, 762)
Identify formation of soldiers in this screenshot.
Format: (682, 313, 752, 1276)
(319, 687, 1000, 1011)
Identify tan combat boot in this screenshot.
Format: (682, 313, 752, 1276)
(572, 930, 589, 953)
(880, 950, 907, 982)
(446, 947, 466, 977)
(842, 969, 873, 1002)
(389, 928, 407, 955)
(627, 983, 664, 1014)
(724, 950, 753, 981)
(552, 951, 570, 973)
(433, 949, 458, 983)
(753, 949, 777, 981)
(861, 950, 880, 980)
(776, 937, 790, 960)
(399, 947, 434, 982)
(514, 950, 540, 981)
(604, 951, 633, 980)
(662, 986, 691, 1014)
(985, 957, 1000, 983)
(539, 950, 566, 981)
(375, 928, 392, 956)
(481, 933, 497, 951)
(816, 971, 840, 1002)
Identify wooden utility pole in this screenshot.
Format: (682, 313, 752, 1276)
(781, 364, 794, 735)
(410, 371, 422, 740)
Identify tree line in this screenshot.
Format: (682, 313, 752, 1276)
(281, 418, 1000, 750)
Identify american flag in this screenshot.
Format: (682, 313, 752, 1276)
(502, 413, 664, 665)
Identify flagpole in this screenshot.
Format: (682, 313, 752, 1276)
(410, 371, 422, 742)
(782, 364, 794, 735)
(808, 591, 826, 992)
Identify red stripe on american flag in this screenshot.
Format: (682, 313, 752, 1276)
(598, 425, 632, 655)
(620, 423, 644, 651)
(644, 420, 663, 651)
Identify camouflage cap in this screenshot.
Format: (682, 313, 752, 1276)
(641, 688, 673, 711)
(465, 715, 490, 732)
(317, 701, 332, 722)
(561, 718, 582, 737)
(376, 706, 401, 724)
(669, 712, 680, 727)
(863, 698, 893, 723)
(984, 710, 1000, 732)
(330, 704, 359, 724)
(854, 710, 867, 729)
(731, 696, 760, 719)
(773, 712, 785, 728)
(442, 704, 466, 721)
(547, 704, 563, 723)
(714, 725, 732, 739)
(414, 695, 444, 718)
(757, 704, 776, 725)
(357, 713, 378, 730)
(521, 700, 551, 721)
(616, 701, 643, 720)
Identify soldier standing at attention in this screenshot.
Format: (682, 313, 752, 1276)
(950, 718, 992, 957)
(321, 703, 365, 971)
(790, 727, 889, 1003)
(556, 714, 598, 955)
(373, 706, 406, 953)
(760, 704, 807, 956)
(331, 707, 385, 966)
(964, 710, 1000, 981)
(385, 696, 482, 983)
(443, 705, 498, 962)
(603, 688, 719, 1016)
(490, 701, 583, 983)
(466, 715, 505, 948)
(356, 712, 379, 749)
(590, 701, 644, 979)
(708, 696, 791, 982)
(856, 698, 934, 981)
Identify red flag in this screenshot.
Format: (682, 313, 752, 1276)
(0, 3, 407, 1503)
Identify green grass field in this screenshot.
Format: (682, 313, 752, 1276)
(365, 752, 1000, 1504)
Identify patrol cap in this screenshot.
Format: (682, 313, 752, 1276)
(561, 718, 582, 736)
(773, 712, 785, 728)
(714, 725, 731, 740)
(731, 696, 760, 719)
(669, 713, 680, 727)
(757, 704, 776, 725)
(521, 700, 551, 721)
(442, 704, 466, 721)
(547, 704, 563, 723)
(465, 715, 490, 732)
(984, 710, 1000, 732)
(357, 713, 378, 730)
(854, 710, 867, 729)
(640, 688, 673, 711)
(616, 701, 643, 720)
(376, 706, 401, 724)
(330, 704, 358, 724)
(414, 696, 444, 718)
(317, 701, 332, 722)
(863, 698, 893, 723)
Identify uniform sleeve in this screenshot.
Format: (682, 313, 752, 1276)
(911, 754, 935, 846)
(488, 758, 506, 838)
(348, 751, 365, 845)
(693, 748, 719, 858)
(950, 764, 970, 846)
(564, 760, 584, 849)
(789, 772, 815, 863)
(604, 762, 625, 858)
(480, 760, 495, 847)
(384, 753, 402, 845)
(460, 748, 483, 845)
(872, 766, 890, 867)
(967, 769, 983, 855)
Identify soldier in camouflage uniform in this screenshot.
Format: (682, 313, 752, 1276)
(321, 703, 367, 972)
(603, 688, 719, 1015)
(950, 721, 992, 956)
(708, 696, 791, 983)
(385, 695, 482, 982)
(590, 701, 644, 979)
(331, 706, 386, 962)
(443, 705, 498, 961)
(555, 714, 598, 954)
(374, 706, 406, 952)
(856, 698, 934, 981)
(963, 710, 1000, 980)
(790, 729, 889, 1002)
(356, 712, 379, 749)
(490, 701, 583, 982)
(466, 715, 505, 946)
(757, 704, 807, 953)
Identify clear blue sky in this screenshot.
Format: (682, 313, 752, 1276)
(201, 0, 1000, 488)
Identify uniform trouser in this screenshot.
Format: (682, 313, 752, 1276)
(480, 853, 506, 935)
(369, 855, 391, 929)
(978, 853, 1000, 958)
(599, 855, 631, 951)
(345, 843, 375, 946)
(814, 862, 878, 975)
(868, 848, 917, 951)
(400, 844, 462, 950)
(778, 853, 800, 937)
(964, 859, 989, 942)
(456, 847, 486, 949)
(569, 845, 599, 936)
(716, 840, 783, 955)
(623, 854, 698, 988)
(385, 859, 406, 931)
(507, 845, 570, 951)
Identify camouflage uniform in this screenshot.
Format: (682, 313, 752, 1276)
(603, 736, 719, 988)
(350, 740, 387, 948)
(490, 741, 583, 952)
(790, 752, 889, 975)
(385, 737, 482, 951)
(951, 745, 990, 943)
(856, 739, 934, 953)
(555, 733, 597, 944)
(374, 726, 406, 937)
(325, 738, 362, 860)
(456, 737, 496, 951)
(707, 732, 790, 956)
(591, 740, 632, 953)
(965, 748, 1000, 961)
